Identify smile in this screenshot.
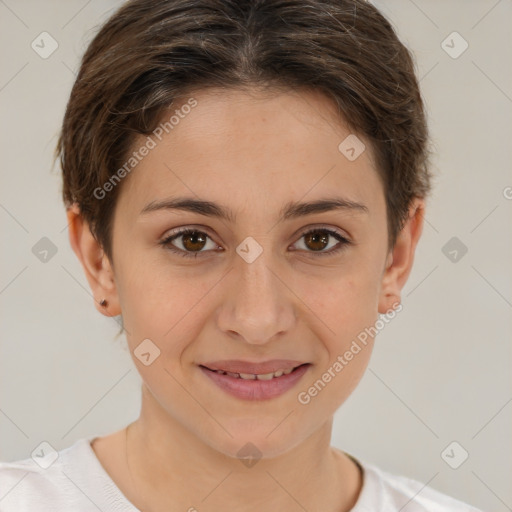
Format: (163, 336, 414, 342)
(199, 363, 311, 400)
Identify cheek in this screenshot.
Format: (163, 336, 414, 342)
(119, 268, 210, 404)
(294, 262, 381, 407)
(296, 275, 377, 413)
(117, 256, 217, 358)
(300, 345, 373, 419)
(302, 262, 382, 341)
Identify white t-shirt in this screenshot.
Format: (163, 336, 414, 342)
(0, 436, 483, 511)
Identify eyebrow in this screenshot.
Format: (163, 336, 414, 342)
(140, 196, 369, 222)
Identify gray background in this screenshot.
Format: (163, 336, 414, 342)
(0, 1, 511, 510)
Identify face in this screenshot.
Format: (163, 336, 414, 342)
(71, 87, 423, 459)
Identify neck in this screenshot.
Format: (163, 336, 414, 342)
(125, 385, 362, 512)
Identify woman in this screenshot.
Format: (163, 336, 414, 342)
(0, 0, 483, 510)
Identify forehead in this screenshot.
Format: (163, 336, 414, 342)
(115, 87, 384, 223)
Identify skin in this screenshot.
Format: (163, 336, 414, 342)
(67, 86, 425, 512)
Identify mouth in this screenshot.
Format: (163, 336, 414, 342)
(199, 363, 306, 380)
(198, 361, 311, 400)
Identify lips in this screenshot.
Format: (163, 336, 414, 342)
(199, 361, 311, 400)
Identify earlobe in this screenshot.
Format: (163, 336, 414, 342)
(66, 203, 121, 316)
(378, 198, 426, 315)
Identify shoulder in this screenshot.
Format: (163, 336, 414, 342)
(352, 457, 484, 512)
(0, 439, 96, 511)
(0, 458, 66, 510)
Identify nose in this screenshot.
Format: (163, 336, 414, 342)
(216, 247, 296, 345)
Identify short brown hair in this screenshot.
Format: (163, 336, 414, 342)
(57, 0, 432, 262)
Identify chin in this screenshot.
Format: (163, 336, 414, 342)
(213, 437, 298, 462)
(203, 418, 306, 462)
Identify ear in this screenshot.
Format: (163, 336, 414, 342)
(66, 203, 121, 317)
(378, 197, 426, 314)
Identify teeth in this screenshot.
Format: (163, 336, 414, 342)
(213, 367, 298, 379)
(256, 372, 275, 381)
(209, 365, 304, 379)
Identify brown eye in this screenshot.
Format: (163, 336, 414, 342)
(161, 228, 218, 258)
(293, 228, 351, 256)
(180, 231, 207, 251)
(161, 226, 351, 259)
(303, 230, 330, 251)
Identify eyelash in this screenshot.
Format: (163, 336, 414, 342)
(160, 227, 351, 259)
